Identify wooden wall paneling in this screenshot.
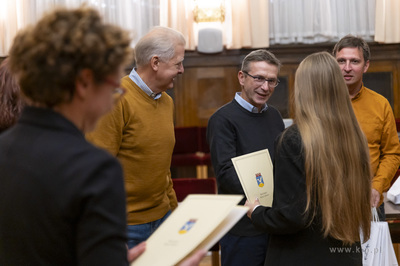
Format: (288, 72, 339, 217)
(173, 68, 199, 127)
(286, 65, 297, 118)
(366, 60, 400, 117)
(196, 67, 241, 126)
(395, 61, 400, 118)
(366, 43, 400, 118)
(174, 50, 243, 127)
(171, 73, 183, 126)
(174, 66, 241, 127)
(172, 43, 400, 127)
(269, 63, 297, 118)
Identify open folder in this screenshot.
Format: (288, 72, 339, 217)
(231, 149, 274, 207)
(131, 194, 248, 266)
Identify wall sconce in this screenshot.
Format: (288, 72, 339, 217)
(193, 3, 225, 23)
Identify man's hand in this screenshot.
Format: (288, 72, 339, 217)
(371, 188, 380, 207)
(244, 198, 260, 219)
(127, 242, 146, 263)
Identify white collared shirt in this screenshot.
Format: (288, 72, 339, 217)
(234, 92, 268, 113)
(129, 68, 161, 100)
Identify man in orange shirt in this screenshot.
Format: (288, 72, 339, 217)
(333, 35, 400, 220)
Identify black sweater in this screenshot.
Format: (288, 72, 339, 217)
(0, 107, 128, 265)
(207, 99, 284, 236)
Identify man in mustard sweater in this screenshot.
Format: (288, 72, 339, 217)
(87, 26, 185, 248)
(333, 35, 400, 220)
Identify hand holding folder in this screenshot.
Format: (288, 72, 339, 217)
(231, 149, 274, 207)
(131, 194, 248, 266)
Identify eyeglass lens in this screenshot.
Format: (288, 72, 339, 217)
(243, 71, 279, 87)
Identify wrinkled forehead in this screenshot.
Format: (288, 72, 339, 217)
(248, 61, 279, 76)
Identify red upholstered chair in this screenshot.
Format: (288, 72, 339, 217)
(172, 177, 220, 266)
(195, 126, 212, 178)
(199, 126, 211, 164)
(172, 127, 201, 166)
(172, 127, 212, 179)
(173, 177, 217, 201)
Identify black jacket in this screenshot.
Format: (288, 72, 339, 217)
(0, 106, 128, 265)
(252, 125, 362, 266)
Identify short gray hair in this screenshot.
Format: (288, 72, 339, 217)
(135, 26, 186, 67)
(241, 49, 281, 73)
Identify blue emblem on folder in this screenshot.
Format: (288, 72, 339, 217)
(256, 173, 264, 187)
(179, 219, 197, 234)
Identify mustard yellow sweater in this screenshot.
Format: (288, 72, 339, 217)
(352, 85, 400, 203)
(87, 75, 177, 225)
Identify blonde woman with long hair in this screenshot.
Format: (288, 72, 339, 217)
(246, 52, 371, 265)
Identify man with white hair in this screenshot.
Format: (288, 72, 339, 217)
(87, 26, 185, 248)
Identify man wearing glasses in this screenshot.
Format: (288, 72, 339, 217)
(207, 49, 285, 266)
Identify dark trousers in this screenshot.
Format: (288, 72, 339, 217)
(220, 232, 269, 266)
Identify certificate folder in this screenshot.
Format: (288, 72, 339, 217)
(231, 149, 274, 207)
(131, 194, 248, 266)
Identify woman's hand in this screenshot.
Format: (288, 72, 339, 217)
(244, 198, 260, 219)
(127, 242, 146, 263)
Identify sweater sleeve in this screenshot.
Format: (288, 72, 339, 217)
(372, 101, 400, 195)
(251, 128, 309, 234)
(207, 112, 245, 195)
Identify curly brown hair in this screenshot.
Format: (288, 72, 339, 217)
(9, 6, 133, 107)
(0, 58, 24, 132)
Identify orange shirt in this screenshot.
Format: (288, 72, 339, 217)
(351, 85, 400, 199)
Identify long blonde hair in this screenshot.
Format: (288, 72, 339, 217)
(294, 52, 371, 244)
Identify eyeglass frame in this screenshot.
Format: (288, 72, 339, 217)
(242, 70, 280, 88)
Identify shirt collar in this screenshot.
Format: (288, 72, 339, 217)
(128, 68, 161, 100)
(351, 84, 365, 101)
(235, 92, 268, 113)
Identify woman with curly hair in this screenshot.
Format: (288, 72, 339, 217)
(0, 58, 24, 132)
(0, 6, 206, 265)
(0, 6, 134, 265)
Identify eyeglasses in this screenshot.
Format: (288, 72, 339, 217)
(104, 78, 126, 102)
(242, 71, 280, 88)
